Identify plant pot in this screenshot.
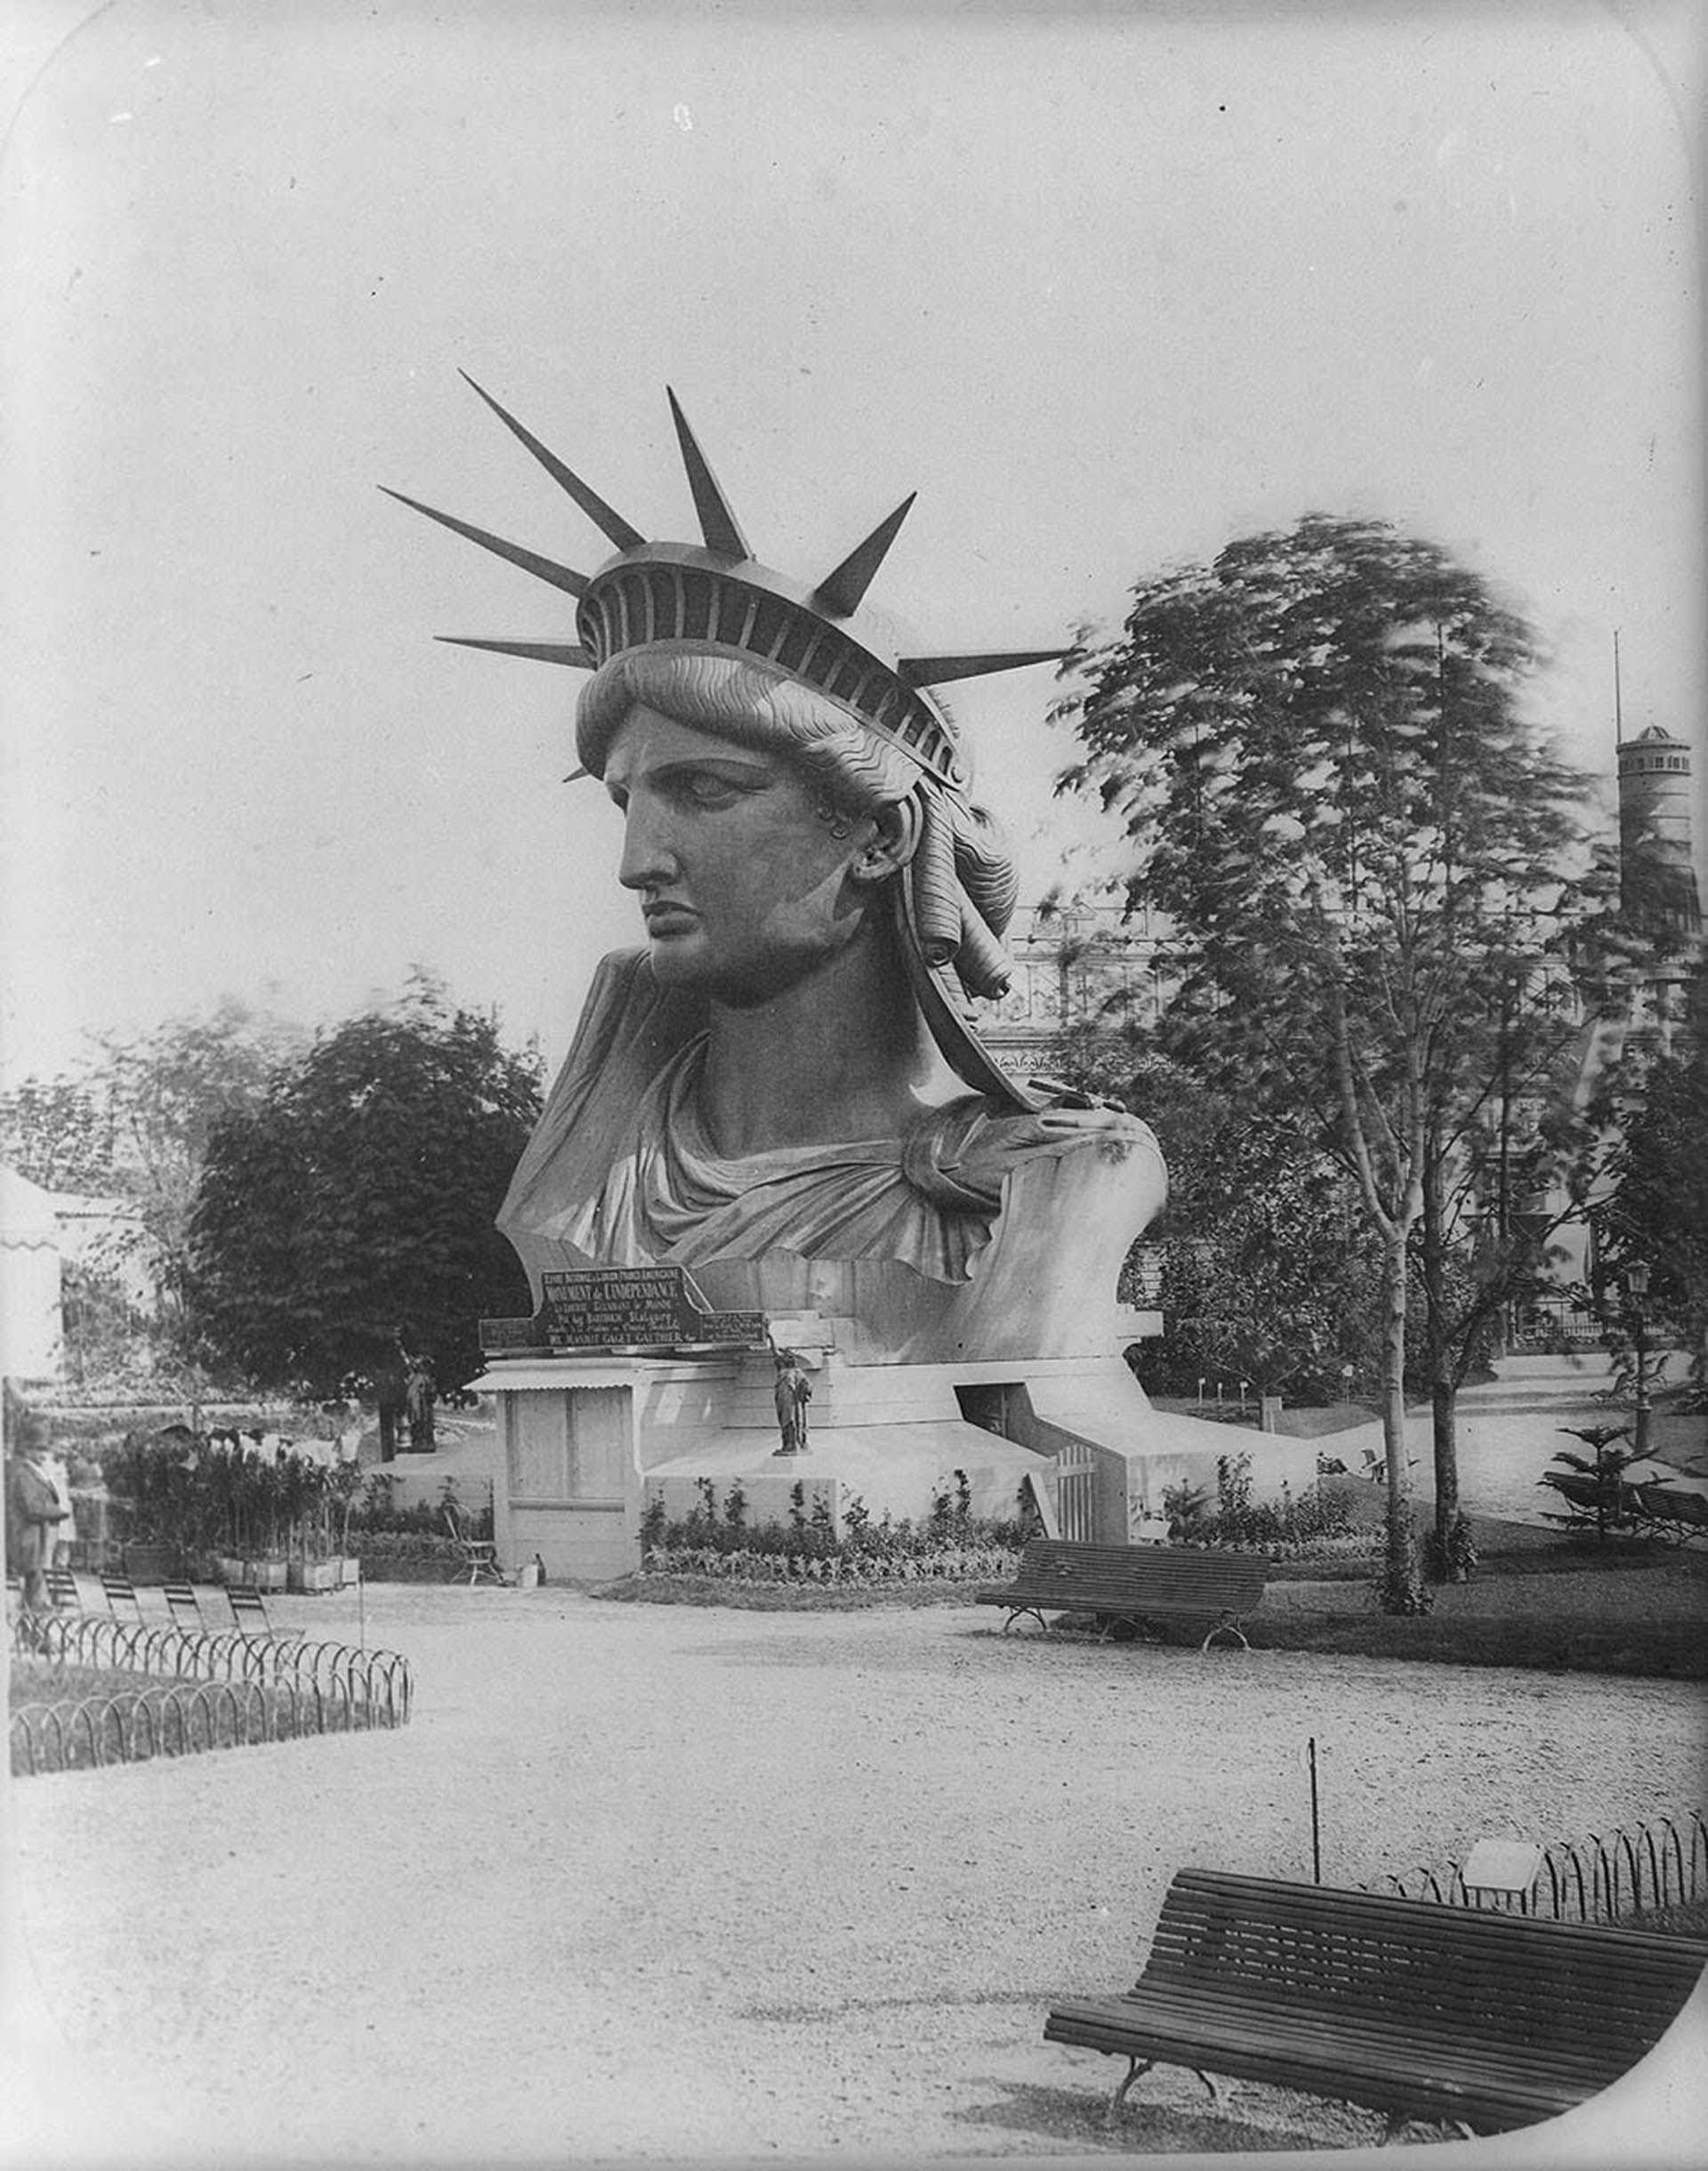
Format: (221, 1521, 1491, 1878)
(246, 1556, 289, 1593)
(336, 1557, 362, 1588)
(123, 1542, 175, 1586)
(288, 1559, 341, 1594)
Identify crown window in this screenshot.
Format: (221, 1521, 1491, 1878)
(679, 569, 716, 642)
(745, 593, 792, 660)
(715, 582, 750, 647)
(775, 615, 815, 674)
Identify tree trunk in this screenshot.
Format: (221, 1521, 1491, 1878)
(1419, 1147, 1461, 1555)
(1430, 1378, 1459, 1529)
(1378, 1229, 1425, 1613)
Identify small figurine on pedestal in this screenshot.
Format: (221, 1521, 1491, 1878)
(771, 1349, 812, 1457)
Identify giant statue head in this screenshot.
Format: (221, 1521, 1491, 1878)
(386, 384, 1164, 1365)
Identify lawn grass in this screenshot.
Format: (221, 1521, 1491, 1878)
(11, 1658, 164, 1705)
(603, 1518, 1708, 1679)
(1254, 1606, 1708, 1680)
(9, 1655, 313, 1772)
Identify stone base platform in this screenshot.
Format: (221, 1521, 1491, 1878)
(478, 1331, 1319, 1580)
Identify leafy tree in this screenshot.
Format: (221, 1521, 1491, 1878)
(2, 1004, 300, 1376)
(93, 1002, 304, 1348)
(1054, 513, 1607, 1609)
(187, 979, 541, 1397)
(0, 1077, 116, 1192)
(1582, 951, 1708, 1412)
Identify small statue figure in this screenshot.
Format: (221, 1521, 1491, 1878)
(771, 1350, 812, 1457)
(405, 1351, 437, 1451)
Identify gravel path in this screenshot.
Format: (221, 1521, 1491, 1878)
(5, 1585, 1706, 2167)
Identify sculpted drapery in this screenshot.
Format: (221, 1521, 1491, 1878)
(499, 951, 1165, 1365)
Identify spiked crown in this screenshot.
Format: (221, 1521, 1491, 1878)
(382, 377, 1066, 793)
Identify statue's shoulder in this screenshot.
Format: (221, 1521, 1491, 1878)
(556, 949, 706, 1091)
(904, 1088, 1158, 1215)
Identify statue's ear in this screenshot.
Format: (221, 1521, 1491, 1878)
(852, 796, 921, 884)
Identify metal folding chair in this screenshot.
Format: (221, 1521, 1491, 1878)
(45, 1565, 84, 1611)
(100, 1570, 148, 1622)
(162, 1580, 212, 1634)
(444, 1505, 508, 1586)
(225, 1584, 304, 1645)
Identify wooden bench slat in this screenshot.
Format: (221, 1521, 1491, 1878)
(1044, 2006, 1585, 2127)
(1059, 1983, 1672, 2081)
(1044, 1868, 1707, 2137)
(1045, 2003, 1661, 2127)
(1047, 1993, 1609, 2088)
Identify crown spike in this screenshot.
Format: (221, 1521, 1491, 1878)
(380, 486, 590, 598)
(665, 388, 751, 560)
(459, 372, 645, 551)
(436, 636, 596, 668)
(898, 649, 1069, 689)
(811, 494, 916, 617)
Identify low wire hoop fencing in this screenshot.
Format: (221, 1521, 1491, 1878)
(1366, 1812, 1708, 1926)
(10, 1612, 413, 1777)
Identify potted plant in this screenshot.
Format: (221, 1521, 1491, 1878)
(286, 1456, 342, 1592)
(209, 1437, 292, 1588)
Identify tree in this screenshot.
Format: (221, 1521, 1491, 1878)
(2, 1003, 300, 1376)
(187, 980, 541, 1398)
(0, 1077, 116, 1193)
(1054, 513, 1606, 1609)
(1583, 951, 1708, 1411)
(93, 1003, 304, 1350)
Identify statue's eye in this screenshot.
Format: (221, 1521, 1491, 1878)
(681, 771, 745, 810)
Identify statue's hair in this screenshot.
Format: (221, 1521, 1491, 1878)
(576, 650, 1019, 982)
(576, 650, 915, 809)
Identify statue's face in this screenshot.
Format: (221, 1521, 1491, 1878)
(602, 706, 874, 1004)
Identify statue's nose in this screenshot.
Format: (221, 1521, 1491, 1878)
(617, 799, 680, 890)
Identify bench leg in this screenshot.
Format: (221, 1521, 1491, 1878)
(1003, 1608, 1049, 1634)
(1107, 2058, 1222, 2123)
(1108, 2057, 1156, 2120)
(1201, 1615, 1251, 1652)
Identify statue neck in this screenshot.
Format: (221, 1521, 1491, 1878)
(697, 919, 928, 1155)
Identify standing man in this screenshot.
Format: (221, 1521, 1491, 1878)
(5, 1419, 68, 1618)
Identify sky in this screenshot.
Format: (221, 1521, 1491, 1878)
(2, 0, 1703, 1089)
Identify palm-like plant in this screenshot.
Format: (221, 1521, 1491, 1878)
(1538, 1424, 1646, 1543)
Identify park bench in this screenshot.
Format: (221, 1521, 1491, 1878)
(1044, 1867, 1708, 2143)
(975, 1540, 1265, 1650)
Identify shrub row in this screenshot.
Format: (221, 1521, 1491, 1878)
(641, 1542, 1023, 1585)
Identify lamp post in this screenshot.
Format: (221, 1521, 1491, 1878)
(1625, 1263, 1652, 1457)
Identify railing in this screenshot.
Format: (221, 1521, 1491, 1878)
(1367, 1812, 1708, 1925)
(1029, 1419, 1100, 1542)
(1507, 1297, 1608, 1351)
(10, 1613, 413, 1776)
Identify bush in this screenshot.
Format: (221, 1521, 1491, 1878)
(348, 1530, 470, 1580)
(1183, 1456, 1356, 1550)
(349, 1471, 491, 1540)
(639, 1478, 1042, 1585)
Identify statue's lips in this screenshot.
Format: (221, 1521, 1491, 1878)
(642, 903, 699, 936)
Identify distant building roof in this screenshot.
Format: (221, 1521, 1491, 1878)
(0, 1164, 61, 1247)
